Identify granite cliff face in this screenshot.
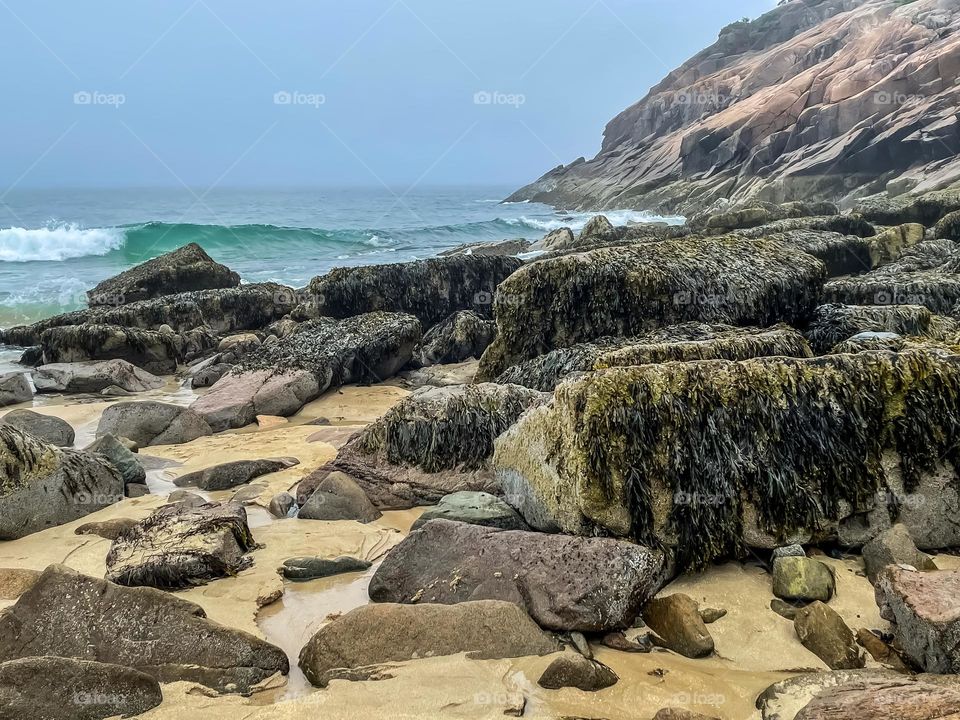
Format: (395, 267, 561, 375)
(508, 0, 960, 215)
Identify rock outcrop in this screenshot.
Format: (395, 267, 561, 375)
(368, 519, 666, 632)
(304, 383, 548, 508)
(494, 350, 960, 570)
(476, 236, 825, 379)
(0, 564, 288, 693)
(507, 1, 960, 214)
(0, 426, 123, 540)
(87, 242, 240, 305)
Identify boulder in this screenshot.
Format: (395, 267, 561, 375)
(579, 215, 617, 244)
(438, 238, 531, 257)
(534, 227, 576, 251)
(173, 457, 299, 491)
(773, 544, 806, 560)
(410, 491, 529, 532)
(87, 242, 240, 306)
(267, 491, 295, 518)
(804, 304, 937, 355)
(297, 470, 381, 522)
(32, 359, 165, 394)
(476, 236, 826, 379)
(280, 556, 372, 581)
(0, 656, 163, 720)
(83, 433, 146, 486)
(75, 517, 139, 540)
(0, 426, 123, 539)
(824, 267, 960, 316)
(855, 190, 960, 227)
(934, 210, 960, 241)
(772, 557, 835, 603)
(537, 654, 618, 691)
(297, 600, 558, 688)
(0, 372, 31, 407)
(0, 409, 74, 446)
(493, 350, 960, 570)
(292, 255, 523, 329)
(37, 324, 217, 375)
(409, 310, 495, 367)
(190, 361, 233, 388)
(191, 312, 421, 431)
(862, 523, 937, 584)
(96, 401, 212, 447)
(307, 383, 548, 508)
(876, 566, 960, 673)
(794, 602, 864, 670)
(0, 564, 288, 692)
(368, 519, 666, 632)
(642, 594, 715, 658)
(105, 501, 256, 589)
(1, 282, 292, 347)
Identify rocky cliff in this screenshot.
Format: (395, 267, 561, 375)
(508, 0, 960, 215)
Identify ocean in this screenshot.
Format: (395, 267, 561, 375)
(0, 186, 681, 329)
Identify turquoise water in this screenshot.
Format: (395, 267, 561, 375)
(0, 187, 680, 327)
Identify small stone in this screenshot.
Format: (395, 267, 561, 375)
(601, 631, 652, 653)
(281, 556, 372, 581)
(772, 556, 835, 602)
(653, 709, 721, 720)
(256, 414, 288, 429)
(642, 593, 714, 658)
(794, 601, 864, 669)
(0, 372, 32, 406)
(268, 491, 296, 518)
(75, 518, 138, 540)
(569, 631, 592, 659)
(537, 654, 618, 692)
(770, 598, 800, 620)
(167, 490, 206, 507)
(855, 627, 907, 670)
(126, 483, 150, 498)
(773, 544, 806, 559)
(699, 607, 726, 624)
(100, 384, 133, 397)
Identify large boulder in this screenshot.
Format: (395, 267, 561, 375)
(0, 372, 31, 407)
(297, 600, 558, 688)
(105, 501, 256, 589)
(876, 566, 960, 673)
(87, 242, 240, 306)
(0, 282, 292, 347)
(368, 519, 666, 632)
(0, 656, 163, 720)
(38, 324, 217, 374)
(495, 323, 812, 392)
(292, 255, 523, 329)
(304, 383, 548, 508)
(96, 401, 212, 447)
(0, 564, 288, 693)
(191, 312, 421, 431)
(409, 310, 495, 367)
(173, 457, 299, 491)
(493, 350, 960, 570)
(476, 236, 826, 379)
(0, 426, 123, 539)
(0, 408, 74, 446)
(772, 557, 835, 603)
(33, 360, 164, 394)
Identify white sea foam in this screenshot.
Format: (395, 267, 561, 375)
(505, 209, 684, 233)
(0, 224, 125, 262)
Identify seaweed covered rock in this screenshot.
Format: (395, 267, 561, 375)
(173, 457, 298, 491)
(38, 324, 217, 374)
(758, 227, 922, 278)
(934, 210, 960, 241)
(105, 501, 255, 589)
(298, 600, 558, 688)
(308, 383, 548, 508)
(0, 425, 123, 539)
(0, 282, 292, 347)
(0, 656, 163, 720)
(33, 360, 164, 394)
(96, 401, 212, 447)
(494, 350, 960, 570)
(854, 190, 960, 227)
(0, 409, 74, 446)
(87, 242, 240, 306)
(368, 519, 666, 632)
(476, 236, 826, 379)
(725, 215, 876, 240)
(438, 238, 531, 257)
(192, 312, 421, 431)
(0, 564, 288, 693)
(804, 304, 937, 355)
(409, 310, 495, 367)
(292, 255, 522, 329)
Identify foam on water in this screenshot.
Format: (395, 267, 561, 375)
(0, 224, 125, 262)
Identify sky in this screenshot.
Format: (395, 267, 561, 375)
(0, 0, 775, 190)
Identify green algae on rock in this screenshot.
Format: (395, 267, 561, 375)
(494, 350, 960, 571)
(476, 235, 826, 380)
(804, 304, 937, 355)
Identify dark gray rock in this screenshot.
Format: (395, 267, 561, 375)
(0, 564, 288, 693)
(84, 433, 146, 486)
(33, 360, 165, 394)
(537, 654, 618, 692)
(96, 401, 212, 447)
(75, 517, 139, 541)
(0, 409, 74, 446)
(862, 523, 937, 584)
(0, 372, 31, 407)
(298, 471, 381, 523)
(280, 556, 372, 581)
(0, 656, 163, 720)
(267, 491, 296, 518)
(438, 238, 531, 257)
(173, 457, 299, 491)
(369, 519, 667, 632)
(409, 310, 495, 367)
(410, 491, 529, 532)
(0, 425, 123, 540)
